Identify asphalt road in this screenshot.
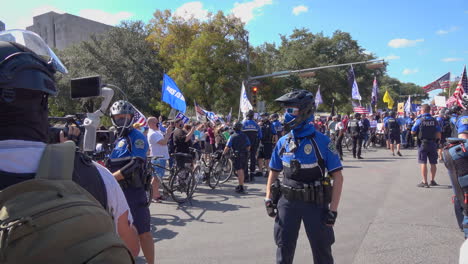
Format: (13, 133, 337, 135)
(137, 147, 463, 264)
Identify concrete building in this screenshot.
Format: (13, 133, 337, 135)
(26, 12, 113, 50)
(0, 21, 5, 31)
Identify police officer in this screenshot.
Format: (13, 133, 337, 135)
(0, 31, 139, 258)
(405, 113, 416, 148)
(223, 122, 250, 193)
(106, 100, 154, 264)
(411, 104, 441, 188)
(385, 111, 402, 156)
(265, 90, 344, 264)
(449, 105, 463, 138)
(455, 95, 468, 140)
(242, 109, 262, 181)
(258, 112, 277, 177)
(348, 113, 364, 159)
(271, 113, 284, 137)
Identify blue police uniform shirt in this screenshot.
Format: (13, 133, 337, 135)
(226, 131, 251, 148)
(436, 116, 445, 129)
(456, 114, 468, 134)
(242, 119, 262, 139)
(411, 113, 442, 133)
(272, 120, 283, 133)
(383, 116, 390, 126)
(110, 129, 149, 159)
(269, 125, 343, 174)
(397, 117, 406, 126)
(450, 116, 458, 126)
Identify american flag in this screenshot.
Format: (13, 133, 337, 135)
(453, 66, 467, 109)
(422, 72, 451, 92)
(194, 101, 207, 121)
(132, 105, 147, 127)
(353, 106, 369, 114)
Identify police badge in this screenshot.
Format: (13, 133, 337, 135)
(135, 139, 145, 149)
(304, 144, 313, 155)
(328, 141, 338, 155)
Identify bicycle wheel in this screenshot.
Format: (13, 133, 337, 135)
(169, 168, 191, 203)
(190, 165, 203, 197)
(144, 184, 153, 207)
(207, 161, 221, 189)
(218, 157, 233, 184)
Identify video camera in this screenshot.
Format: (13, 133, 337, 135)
(48, 76, 115, 153)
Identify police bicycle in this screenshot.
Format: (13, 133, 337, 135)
(217, 149, 234, 184)
(190, 147, 226, 189)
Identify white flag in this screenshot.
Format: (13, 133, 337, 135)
(404, 96, 411, 114)
(240, 82, 253, 114)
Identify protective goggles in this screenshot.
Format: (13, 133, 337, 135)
(285, 107, 300, 115)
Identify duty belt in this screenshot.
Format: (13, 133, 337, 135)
(281, 183, 320, 204)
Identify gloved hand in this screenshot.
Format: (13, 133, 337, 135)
(324, 210, 338, 226)
(265, 199, 277, 218)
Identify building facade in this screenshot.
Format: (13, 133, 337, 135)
(26, 12, 113, 50)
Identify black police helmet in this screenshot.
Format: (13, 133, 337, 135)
(354, 113, 361, 119)
(270, 113, 279, 119)
(246, 109, 254, 119)
(449, 105, 462, 115)
(234, 121, 243, 131)
(0, 41, 57, 97)
(275, 90, 315, 129)
(389, 111, 396, 117)
(462, 94, 468, 109)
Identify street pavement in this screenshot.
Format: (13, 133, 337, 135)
(137, 147, 464, 264)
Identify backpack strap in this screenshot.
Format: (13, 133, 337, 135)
(36, 141, 76, 180)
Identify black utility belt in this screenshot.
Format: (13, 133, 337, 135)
(281, 183, 332, 204)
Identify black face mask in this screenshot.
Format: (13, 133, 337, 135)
(0, 90, 49, 143)
(113, 117, 132, 128)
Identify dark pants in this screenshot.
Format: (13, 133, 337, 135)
(249, 143, 258, 174)
(352, 136, 362, 157)
(405, 131, 415, 147)
(335, 134, 344, 158)
(274, 196, 334, 264)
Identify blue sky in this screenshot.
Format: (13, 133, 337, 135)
(1, 0, 467, 88)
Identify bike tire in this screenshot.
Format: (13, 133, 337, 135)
(190, 165, 203, 197)
(144, 184, 153, 207)
(169, 168, 191, 203)
(207, 161, 221, 189)
(218, 158, 233, 184)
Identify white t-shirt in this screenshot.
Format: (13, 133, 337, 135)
(0, 140, 133, 230)
(335, 121, 343, 131)
(147, 128, 169, 160)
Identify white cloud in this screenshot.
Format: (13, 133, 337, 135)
(14, 5, 65, 29)
(78, 9, 133, 26)
(436, 26, 459, 35)
(388, 38, 424, 48)
(231, 0, 273, 24)
(441, 57, 464, 62)
(362, 50, 372, 55)
(292, 5, 308, 16)
(402, 68, 419, 75)
(174, 1, 209, 21)
(383, 54, 400, 60)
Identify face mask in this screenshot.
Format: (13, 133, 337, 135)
(138, 127, 145, 133)
(114, 117, 131, 128)
(284, 112, 297, 125)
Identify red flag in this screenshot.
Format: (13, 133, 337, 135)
(453, 66, 467, 109)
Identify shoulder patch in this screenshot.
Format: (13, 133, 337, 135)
(461, 118, 468, 125)
(117, 140, 125, 148)
(328, 141, 338, 155)
(134, 139, 145, 149)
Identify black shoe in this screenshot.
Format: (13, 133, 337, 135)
(430, 180, 438, 186)
(235, 185, 245, 193)
(353, 155, 357, 159)
(358, 156, 364, 159)
(417, 182, 430, 188)
(392, 153, 395, 156)
(397, 151, 402, 157)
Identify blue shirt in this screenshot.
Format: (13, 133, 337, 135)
(242, 119, 262, 139)
(159, 123, 167, 134)
(451, 116, 458, 126)
(436, 116, 445, 129)
(383, 116, 390, 126)
(272, 120, 283, 132)
(411, 113, 441, 133)
(110, 129, 149, 159)
(226, 131, 251, 148)
(269, 126, 342, 174)
(456, 114, 468, 134)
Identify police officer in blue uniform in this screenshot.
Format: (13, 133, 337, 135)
(405, 113, 416, 148)
(455, 95, 468, 140)
(449, 105, 463, 138)
(411, 104, 441, 188)
(242, 109, 262, 181)
(271, 113, 284, 137)
(223, 122, 250, 193)
(106, 100, 154, 264)
(265, 90, 344, 264)
(258, 112, 278, 177)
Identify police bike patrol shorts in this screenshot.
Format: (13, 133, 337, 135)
(233, 152, 248, 171)
(123, 187, 151, 234)
(418, 141, 438, 164)
(258, 143, 274, 160)
(389, 133, 401, 144)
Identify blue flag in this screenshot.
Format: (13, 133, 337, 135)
(162, 74, 186, 113)
(348, 66, 362, 101)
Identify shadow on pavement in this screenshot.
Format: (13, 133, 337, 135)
(343, 165, 362, 168)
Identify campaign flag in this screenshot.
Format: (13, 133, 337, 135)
(194, 101, 206, 121)
(131, 104, 147, 127)
(205, 110, 220, 123)
(397, 103, 404, 114)
(371, 77, 379, 105)
(453, 65, 467, 108)
(175, 112, 190, 124)
(383, 90, 394, 109)
(422, 72, 451, 93)
(162, 74, 186, 113)
(315, 86, 323, 108)
(404, 96, 412, 114)
(240, 82, 253, 114)
(348, 65, 362, 100)
(226, 107, 232, 123)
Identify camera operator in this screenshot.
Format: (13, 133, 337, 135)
(0, 30, 139, 262)
(106, 100, 154, 264)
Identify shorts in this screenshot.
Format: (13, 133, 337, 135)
(233, 153, 248, 171)
(389, 133, 401, 144)
(258, 143, 273, 159)
(123, 187, 150, 234)
(151, 159, 166, 178)
(418, 142, 438, 164)
(205, 142, 213, 153)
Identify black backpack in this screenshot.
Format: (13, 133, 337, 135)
(261, 122, 273, 143)
(388, 118, 399, 133)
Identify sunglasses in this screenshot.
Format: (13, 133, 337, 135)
(285, 107, 299, 115)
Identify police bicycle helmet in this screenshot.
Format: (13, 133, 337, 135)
(233, 121, 243, 131)
(354, 113, 362, 119)
(462, 94, 468, 109)
(246, 109, 254, 119)
(270, 113, 279, 120)
(275, 90, 315, 129)
(110, 100, 135, 129)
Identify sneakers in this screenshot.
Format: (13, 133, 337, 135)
(392, 153, 395, 156)
(417, 182, 430, 188)
(397, 151, 402, 157)
(357, 156, 364, 160)
(235, 185, 245, 193)
(430, 180, 439, 186)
